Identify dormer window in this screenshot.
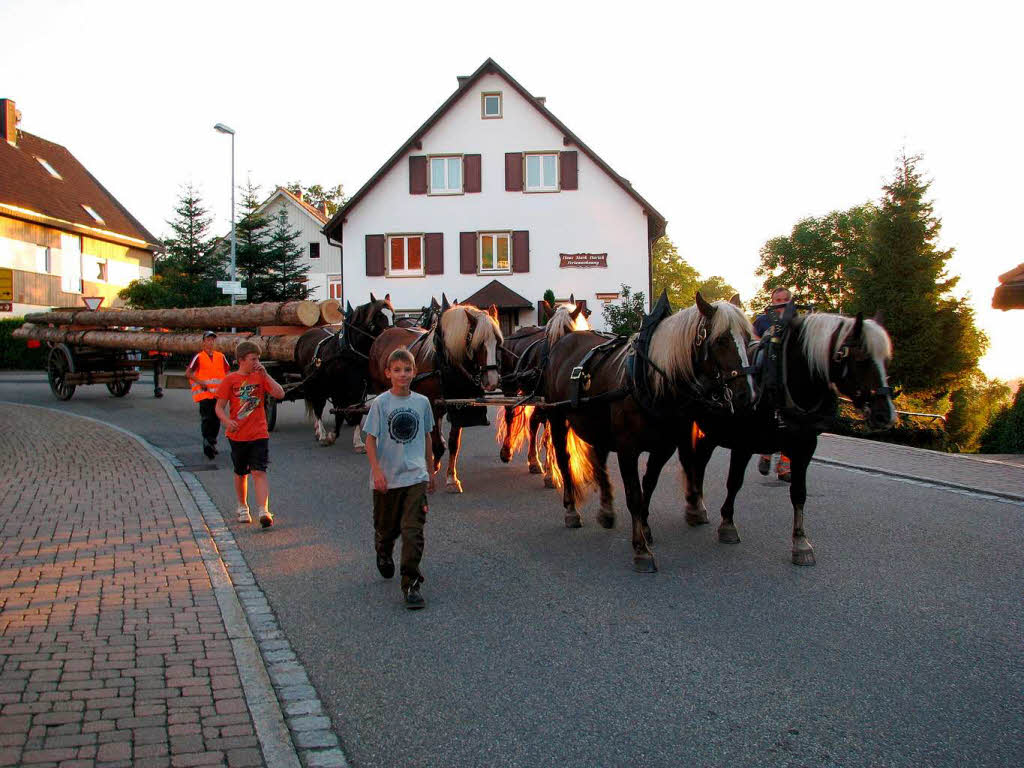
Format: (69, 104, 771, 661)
(36, 157, 61, 179)
(81, 204, 105, 224)
(429, 156, 463, 195)
(482, 92, 502, 119)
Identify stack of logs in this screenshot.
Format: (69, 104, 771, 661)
(12, 299, 343, 363)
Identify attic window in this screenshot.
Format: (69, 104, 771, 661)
(81, 204, 105, 224)
(482, 92, 502, 119)
(36, 157, 62, 179)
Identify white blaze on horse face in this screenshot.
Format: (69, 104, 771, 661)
(876, 359, 897, 427)
(483, 336, 500, 391)
(732, 329, 755, 402)
(381, 306, 394, 326)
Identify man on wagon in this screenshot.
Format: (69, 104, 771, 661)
(187, 330, 231, 460)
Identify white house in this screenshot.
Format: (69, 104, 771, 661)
(255, 187, 342, 301)
(323, 58, 666, 334)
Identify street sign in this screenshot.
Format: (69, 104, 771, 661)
(82, 296, 104, 311)
(217, 280, 244, 295)
(0, 301, 12, 313)
(0, 267, 12, 301)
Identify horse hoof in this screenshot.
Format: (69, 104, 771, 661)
(564, 512, 582, 529)
(446, 481, 463, 494)
(685, 508, 709, 527)
(632, 555, 658, 573)
(544, 477, 556, 489)
(354, 446, 366, 454)
(792, 541, 815, 566)
(499, 451, 511, 464)
(718, 524, 740, 544)
(529, 464, 542, 475)
(597, 510, 615, 529)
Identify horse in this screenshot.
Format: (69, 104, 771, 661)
(497, 299, 591, 486)
(293, 294, 394, 446)
(367, 297, 504, 493)
(396, 298, 440, 329)
(673, 310, 896, 566)
(541, 293, 757, 572)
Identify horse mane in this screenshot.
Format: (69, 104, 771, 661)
(648, 301, 753, 395)
(546, 304, 591, 345)
(426, 305, 504, 362)
(798, 314, 892, 381)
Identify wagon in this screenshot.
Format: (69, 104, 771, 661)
(45, 342, 164, 401)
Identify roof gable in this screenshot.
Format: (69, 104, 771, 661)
(323, 58, 666, 242)
(0, 130, 160, 249)
(259, 187, 329, 225)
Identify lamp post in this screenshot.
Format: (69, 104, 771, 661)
(213, 123, 236, 305)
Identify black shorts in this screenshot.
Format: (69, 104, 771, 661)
(229, 438, 269, 476)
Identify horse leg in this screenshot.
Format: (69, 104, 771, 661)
(789, 435, 817, 566)
(639, 444, 676, 544)
(593, 445, 615, 529)
(352, 414, 367, 454)
(620, 448, 656, 572)
(311, 396, 331, 446)
(718, 449, 752, 544)
(539, 420, 557, 488)
(500, 406, 515, 464)
(679, 429, 714, 527)
(431, 411, 446, 472)
(548, 416, 581, 528)
(527, 409, 543, 475)
(446, 425, 464, 494)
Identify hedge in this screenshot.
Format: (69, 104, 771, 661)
(0, 318, 47, 370)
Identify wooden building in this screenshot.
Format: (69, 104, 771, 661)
(992, 263, 1024, 310)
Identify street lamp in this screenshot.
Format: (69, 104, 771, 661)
(213, 122, 236, 305)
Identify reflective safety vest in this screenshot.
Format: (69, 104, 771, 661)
(190, 350, 229, 402)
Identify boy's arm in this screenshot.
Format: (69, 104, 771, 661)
(215, 397, 239, 432)
(253, 361, 285, 400)
(366, 435, 388, 492)
(425, 436, 435, 493)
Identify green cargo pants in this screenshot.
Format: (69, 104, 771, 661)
(373, 481, 428, 591)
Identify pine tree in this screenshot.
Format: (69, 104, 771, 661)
(851, 153, 987, 403)
(264, 208, 311, 301)
(234, 180, 274, 303)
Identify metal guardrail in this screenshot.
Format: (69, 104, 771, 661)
(838, 396, 946, 425)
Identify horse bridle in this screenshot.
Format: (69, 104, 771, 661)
(691, 316, 757, 411)
(828, 327, 895, 408)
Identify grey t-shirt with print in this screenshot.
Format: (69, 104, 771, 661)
(364, 390, 435, 489)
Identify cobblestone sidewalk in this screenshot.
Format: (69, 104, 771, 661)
(0, 404, 342, 768)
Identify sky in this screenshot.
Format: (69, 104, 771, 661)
(3, 0, 1021, 380)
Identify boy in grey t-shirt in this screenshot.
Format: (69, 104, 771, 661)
(365, 347, 436, 609)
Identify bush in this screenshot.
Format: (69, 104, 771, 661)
(979, 385, 1024, 453)
(829, 401, 953, 451)
(0, 317, 48, 370)
(602, 284, 646, 335)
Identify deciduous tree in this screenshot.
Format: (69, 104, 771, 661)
(602, 284, 646, 335)
(285, 181, 345, 217)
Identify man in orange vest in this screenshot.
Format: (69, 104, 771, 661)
(187, 331, 231, 460)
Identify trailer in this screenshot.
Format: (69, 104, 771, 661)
(45, 342, 164, 401)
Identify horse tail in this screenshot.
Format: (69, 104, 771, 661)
(547, 423, 597, 507)
(495, 405, 530, 457)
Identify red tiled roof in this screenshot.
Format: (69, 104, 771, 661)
(0, 130, 160, 248)
(461, 279, 533, 309)
(993, 262, 1024, 310)
(272, 186, 328, 224)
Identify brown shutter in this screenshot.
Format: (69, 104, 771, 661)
(460, 232, 477, 274)
(409, 155, 427, 194)
(512, 230, 529, 273)
(505, 152, 523, 191)
(365, 234, 385, 276)
(463, 154, 481, 193)
(559, 151, 578, 190)
(425, 233, 444, 275)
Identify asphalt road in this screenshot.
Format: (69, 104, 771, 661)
(2, 376, 1021, 768)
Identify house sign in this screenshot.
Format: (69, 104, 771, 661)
(559, 253, 608, 269)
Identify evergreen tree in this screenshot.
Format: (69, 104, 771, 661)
(850, 153, 987, 403)
(264, 208, 311, 301)
(755, 203, 875, 313)
(234, 180, 274, 303)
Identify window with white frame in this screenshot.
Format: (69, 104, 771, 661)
(35, 245, 51, 274)
(388, 235, 424, 276)
(429, 156, 463, 194)
(482, 92, 502, 119)
(82, 253, 107, 282)
(525, 153, 559, 192)
(478, 233, 511, 274)
(328, 275, 342, 300)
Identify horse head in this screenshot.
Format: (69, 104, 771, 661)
(438, 304, 504, 391)
(546, 301, 593, 344)
(822, 313, 897, 429)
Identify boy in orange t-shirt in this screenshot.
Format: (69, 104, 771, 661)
(215, 341, 285, 527)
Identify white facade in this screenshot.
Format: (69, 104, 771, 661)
(336, 66, 662, 331)
(258, 190, 342, 301)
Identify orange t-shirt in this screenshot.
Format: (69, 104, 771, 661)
(216, 372, 269, 442)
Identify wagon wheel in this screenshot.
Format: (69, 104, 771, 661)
(47, 346, 76, 401)
(265, 395, 278, 432)
(106, 379, 133, 397)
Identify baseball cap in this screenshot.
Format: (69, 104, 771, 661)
(202, 330, 217, 339)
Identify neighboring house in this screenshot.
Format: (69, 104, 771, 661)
(0, 98, 161, 315)
(323, 58, 666, 334)
(992, 263, 1024, 310)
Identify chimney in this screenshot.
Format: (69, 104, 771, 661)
(318, 201, 329, 218)
(1, 99, 19, 146)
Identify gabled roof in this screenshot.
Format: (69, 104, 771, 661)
(461, 279, 533, 309)
(323, 58, 667, 243)
(993, 262, 1024, 310)
(260, 186, 329, 225)
(0, 130, 161, 250)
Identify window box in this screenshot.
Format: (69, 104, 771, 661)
(429, 156, 463, 195)
(524, 153, 559, 192)
(387, 234, 425, 277)
(479, 233, 511, 274)
(482, 92, 502, 119)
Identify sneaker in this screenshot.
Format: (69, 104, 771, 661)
(404, 582, 425, 610)
(757, 456, 771, 476)
(259, 510, 274, 528)
(203, 442, 216, 460)
(376, 551, 395, 579)
(236, 505, 252, 523)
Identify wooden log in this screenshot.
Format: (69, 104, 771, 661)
(23, 300, 321, 330)
(318, 299, 343, 325)
(12, 324, 301, 363)
(65, 371, 141, 385)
